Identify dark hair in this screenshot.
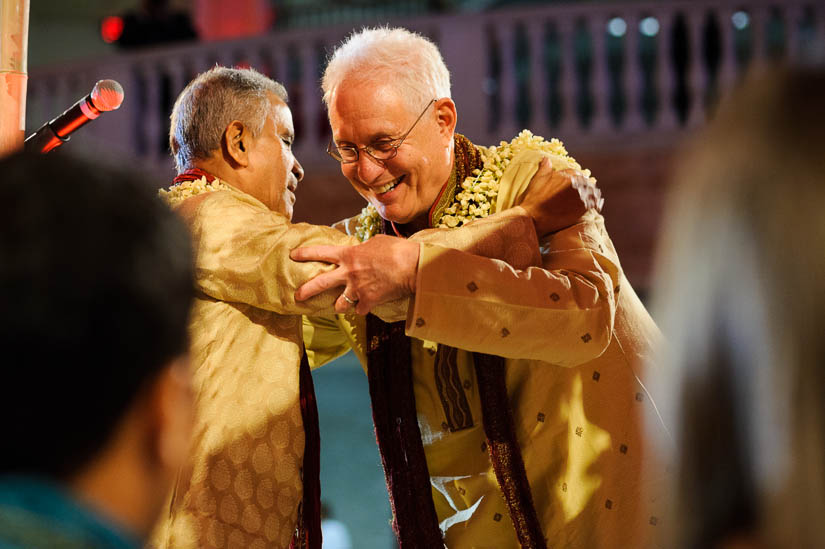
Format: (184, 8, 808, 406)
(0, 150, 194, 479)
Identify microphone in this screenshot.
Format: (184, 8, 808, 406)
(25, 79, 125, 154)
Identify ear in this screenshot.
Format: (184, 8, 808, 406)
(149, 356, 193, 472)
(223, 121, 252, 168)
(434, 98, 458, 139)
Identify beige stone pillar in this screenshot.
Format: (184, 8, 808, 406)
(0, 0, 29, 156)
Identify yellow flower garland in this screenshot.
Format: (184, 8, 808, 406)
(158, 175, 231, 207)
(354, 130, 591, 240)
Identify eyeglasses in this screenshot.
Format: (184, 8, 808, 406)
(327, 99, 436, 164)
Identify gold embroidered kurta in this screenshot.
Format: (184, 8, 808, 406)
(304, 148, 668, 548)
(151, 185, 541, 548)
(152, 188, 357, 549)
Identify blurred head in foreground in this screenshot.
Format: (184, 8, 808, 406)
(651, 65, 825, 549)
(0, 151, 195, 545)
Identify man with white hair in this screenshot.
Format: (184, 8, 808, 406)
(294, 27, 667, 548)
(154, 66, 590, 549)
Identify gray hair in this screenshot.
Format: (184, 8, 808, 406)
(170, 66, 287, 172)
(322, 26, 451, 114)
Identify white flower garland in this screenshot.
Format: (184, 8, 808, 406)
(354, 130, 591, 240)
(354, 203, 382, 242)
(158, 175, 231, 207)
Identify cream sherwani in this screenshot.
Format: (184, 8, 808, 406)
(305, 149, 669, 548)
(152, 185, 540, 548)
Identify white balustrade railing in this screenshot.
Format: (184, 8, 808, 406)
(25, 0, 823, 182)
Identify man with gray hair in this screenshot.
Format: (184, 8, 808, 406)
(154, 65, 592, 548)
(293, 27, 668, 548)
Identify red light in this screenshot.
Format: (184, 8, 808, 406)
(101, 16, 124, 44)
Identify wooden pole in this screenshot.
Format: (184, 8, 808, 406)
(0, 0, 29, 157)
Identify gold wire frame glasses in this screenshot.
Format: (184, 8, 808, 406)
(326, 99, 436, 164)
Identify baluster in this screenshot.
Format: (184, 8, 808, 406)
(194, 50, 217, 75)
(440, 16, 486, 140)
(269, 42, 287, 89)
(482, 22, 503, 138)
(715, 6, 737, 93)
(686, 8, 706, 128)
(313, 41, 331, 146)
(622, 11, 644, 133)
(497, 22, 518, 138)
(590, 11, 611, 133)
(165, 58, 188, 105)
(528, 19, 548, 136)
(654, 10, 678, 131)
(283, 42, 309, 152)
(209, 45, 232, 69)
(257, 42, 280, 83)
(750, 4, 769, 66)
(241, 43, 265, 73)
(141, 64, 162, 163)
(299, 40, 321, 149)
(115, 69, 140, 159)
(785, 3, 804, 62)
(812, 3, 825, 56)
(557, 14, 579, 136)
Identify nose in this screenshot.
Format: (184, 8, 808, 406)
(292, 156, 304, 183)
(353, 151, 386, 184)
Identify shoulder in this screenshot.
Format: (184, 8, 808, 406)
(177, 189, 292, 236)
(494, 132, 587, 174)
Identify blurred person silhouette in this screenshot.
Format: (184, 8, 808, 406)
(0, 151, 195, 549)
(651, 65, 825, 549)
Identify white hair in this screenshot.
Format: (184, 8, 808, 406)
(322, 26, 451, 113)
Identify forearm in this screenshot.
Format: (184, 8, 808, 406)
(190, 194, 359, 315)
(406, 224, 620, 364)
(409, 206, 541, 270)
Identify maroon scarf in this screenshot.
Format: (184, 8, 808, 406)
(292, 349, 322, 549)
(172, 167, 323, 548)
(366, 135, 546, 548)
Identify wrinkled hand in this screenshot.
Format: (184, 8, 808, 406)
(290, 235, 420, 315)
(519, 158, 603, 236)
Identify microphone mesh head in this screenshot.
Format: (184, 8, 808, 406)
(90, 79, 125, 112)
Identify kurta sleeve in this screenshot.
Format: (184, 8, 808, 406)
(408, 207, 541, 270)
(302, 207, 543, 366)
(184, 190, 358, 315)
(405, 149, 620, 365)
(406, 220, 619, 365)
(302, 314, 351, 368)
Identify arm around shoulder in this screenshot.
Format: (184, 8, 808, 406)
(185, 191, 359, 315)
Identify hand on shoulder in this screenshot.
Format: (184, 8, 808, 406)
(519, 158, 603, 235)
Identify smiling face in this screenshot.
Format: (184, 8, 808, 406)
(245, 94, 304, 219)
(328, 80, 455, 227)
